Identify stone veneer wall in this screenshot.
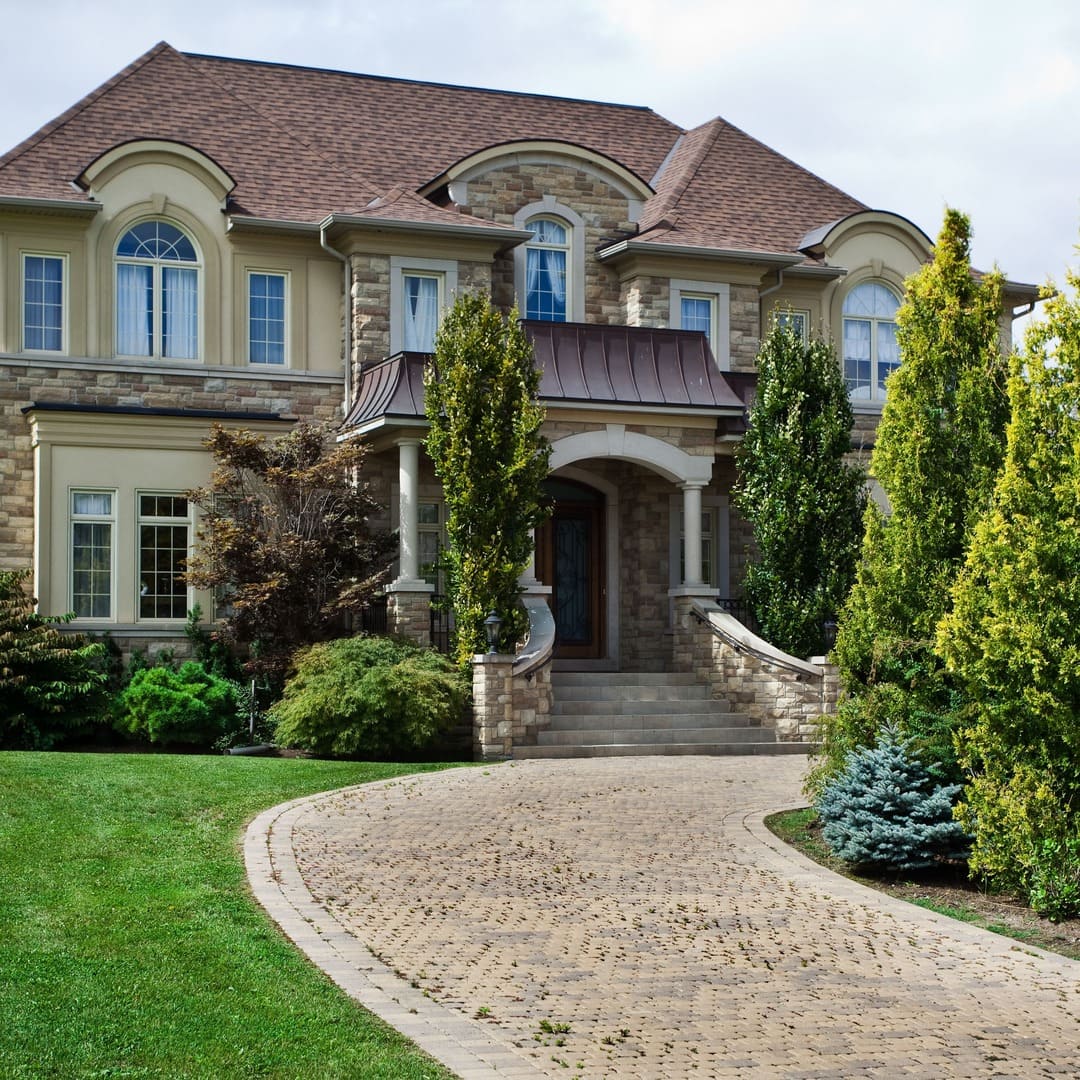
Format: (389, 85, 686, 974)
(671, 596, 833, 742)
(0, 359, 343, 571)
(621, 275, 670, 328)
(349, 253, 391, 373)
(729, 284, 761, 373)
(472, 656, 553, 760)
(462, 163, 635, 324)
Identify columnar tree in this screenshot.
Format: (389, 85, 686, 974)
(936, 278, 1080, 919)
(185, 423, 394, 685)
(424, 293, 550, 664)
(733, 322, 865, 657)
(820, 209, 1009, 785)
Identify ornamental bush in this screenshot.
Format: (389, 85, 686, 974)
(817, 725, 969, 873)
(115, 662, 239, 747)
(270, 635, 469, 759)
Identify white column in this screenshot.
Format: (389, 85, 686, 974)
(396, 438, 422, 584)
(681, 482, 704, 588)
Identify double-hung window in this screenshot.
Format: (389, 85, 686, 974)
(115, 220, 199, 359)
(23, 254, 65, 352)
(680, 294, 715, 342)
(524, 217, 569, 322)
(71, 491, 114, 619)
(248, 272, 287, 365)
(842, 283, 900, 401)
(138, 494, 191, 619)
(403, 274, 440, 352)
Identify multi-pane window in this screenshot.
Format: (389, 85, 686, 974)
(403, 274, 440, 351)
(680, 295, 714, 342)
(679, 509, 716, 586)
(249, 272, 286, 364)
(525, 217, 569, 322)
(776, 309, 809, 341)
(23, 254, 64, 352)
(115, 220, 199, 359)
(71, 491, 114, 618)
(842, 283, 900, 401)
(418, 500, 445, 590)
(138, 494, 190, 619)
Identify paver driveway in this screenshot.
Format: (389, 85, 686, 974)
(247, 757, 1080, 1079)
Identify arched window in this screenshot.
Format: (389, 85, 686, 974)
(115, 220, 199, 359)
(524, 216, 570, 322)
(842, 282, 900, 401)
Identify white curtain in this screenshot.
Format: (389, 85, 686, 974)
(843, 319, 871, 397)
(116, 263, 152, 356)
(163, 266, 198, 359)
(404, 276, 438, 351)
(526, 248, 566, 320)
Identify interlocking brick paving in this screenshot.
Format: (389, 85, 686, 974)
(249, 758, 1080, 1079)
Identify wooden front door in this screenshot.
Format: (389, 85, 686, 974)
(536, 480, 605, 660)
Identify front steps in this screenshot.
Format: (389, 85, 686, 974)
(513, 672, 811, 759)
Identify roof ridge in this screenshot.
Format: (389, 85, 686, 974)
(0, 41, 174, 175)
(648, 118, 726, 225)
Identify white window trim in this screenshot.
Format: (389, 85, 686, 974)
(390, 484, 447, 588)
(670, 280, 731, 370)
(114, 220, 203, 362)
(389, 257, 458, 354)
(21, 251, 68, 355)
(841, 281, 901, 407)
(70, 488, 116, 622)
(135, 491, 193, 622)
(513, 198, 585, 323)
(774, 307, 810, 342)
(246, 269, 290, 367)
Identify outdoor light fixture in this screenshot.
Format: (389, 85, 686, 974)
(484, 611, 502, 654)
(822, 616, 838, 651)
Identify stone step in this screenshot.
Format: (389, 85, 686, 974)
(547, 711, 755, 730)
(549, 683, 712, 702)
(550, 672, 700, 687)
(513, 742, 815, 760)
(538, 726, 770, 747)
(550, 698, 734, 717)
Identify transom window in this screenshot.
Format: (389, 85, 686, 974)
(843, 282, 900, 401)
(115, 220, 199, 360)
(138, 494, 191, 620)
(23, 254, 65, 352)
(525, 217, 569, 322)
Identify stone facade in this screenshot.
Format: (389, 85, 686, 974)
(621, 275, 670, 328)
(471, 655, 553, 760)
(729, 285, 761, 373)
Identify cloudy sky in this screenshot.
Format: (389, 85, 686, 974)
(2, 0, 1077, 309)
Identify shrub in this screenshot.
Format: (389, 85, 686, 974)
(271, 635, 469, 759)
(115, 662, 239, 747)
(0, 567, 107, 749)
(817, 725, 969, 873)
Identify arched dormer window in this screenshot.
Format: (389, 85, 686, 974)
(115, 220, 200, 359)
(842, 282, 900, 401)
(524, 216, 570, 322)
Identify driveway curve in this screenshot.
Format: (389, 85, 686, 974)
(246, 757, 1079, 1079)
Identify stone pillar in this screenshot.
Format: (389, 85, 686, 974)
(681, 482, 704, 587)
(386, 437, 433, 644)
(472, 653, 514, 761)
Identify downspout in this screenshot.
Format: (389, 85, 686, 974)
(320, 223, 352, 415)
(757, 268, 785, 337)
(1010, 300, 1036, 322)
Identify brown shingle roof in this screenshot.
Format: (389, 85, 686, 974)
(0, 44, 865, 255)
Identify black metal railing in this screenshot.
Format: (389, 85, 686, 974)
(430, 595, 454, 656)
(357, 594, 388, 636)
(714, 597, 760, 636)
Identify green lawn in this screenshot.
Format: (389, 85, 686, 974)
(0, 752, 459, 1079)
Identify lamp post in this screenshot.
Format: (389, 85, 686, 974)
(822, 616, 838, 652)
(484, 611, 502, 654)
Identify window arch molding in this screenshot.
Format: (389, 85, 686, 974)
(838, 276, 903, 404)
(513, 198, 585, 323)
(96, 203, 221, 363)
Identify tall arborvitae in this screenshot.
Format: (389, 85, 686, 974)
(816, 209, 1009, 787)
(936, 277, 1080, 919)
(734, 323, 865, 657)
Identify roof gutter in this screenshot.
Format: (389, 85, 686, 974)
(322, 212, 532, 247)
(0, 195, 102, 217)
(595, 238, 804, 269)
(226, 215, 321, 235)
(319, 223, 352, 416)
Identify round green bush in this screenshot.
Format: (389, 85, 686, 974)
(116, 662, 239, 747)
(270, 635, 469, 759)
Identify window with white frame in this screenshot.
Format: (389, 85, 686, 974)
(115, 220, 200, 359)
(842, 282, 900, 401)
(137, 494, 191, 620)
(403, 273, 440, 352)
(775, 308, 809, 341)
(524, 216, 570, 322)
(23, 253, 65, 352)
(679, 293, 715, 342)
(71, 491, 114, 619)
(669, 495, 730, 596)
(418, 500, 445, 590)
(679, 507, 717, 586)
(670, 280, 730, 369)
(248, 271, 287, 365)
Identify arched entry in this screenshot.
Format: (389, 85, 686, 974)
(536, 478, 605, 660)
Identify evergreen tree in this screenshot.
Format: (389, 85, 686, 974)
(819, 209, 1009, 786)
(424, 294, 550, 664)
(734, 322, 865, 657)
(0, 567, 107, 749)
(936, 276, 1080, 919)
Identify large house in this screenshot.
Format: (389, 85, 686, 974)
(0, 44, 1037, 756)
